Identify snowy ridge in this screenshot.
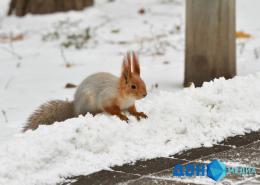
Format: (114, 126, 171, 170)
(1, 74, 260, 185)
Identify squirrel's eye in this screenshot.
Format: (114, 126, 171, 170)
(131, 84, 137, 89)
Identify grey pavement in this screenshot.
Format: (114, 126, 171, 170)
(63, 130, 260, 185)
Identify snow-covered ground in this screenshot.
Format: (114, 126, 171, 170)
(0, 0, 260, 184)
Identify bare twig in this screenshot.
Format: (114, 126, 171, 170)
(0, 16, 3, 29)
(254, 48, 260, 60)
(1, 110, 8, 123)
(238, 42, 246, 55)
(4, 77, 15, 90)
(106, 34, 167, 45)
(60, 46, 73, 67)
(0, 31, 23, 60)
(0, 46, 22, 60)
(151, 83, 159, 90)
(90, 17, 113, 47)
(105, 23, 180, 56)
(16, 62, 21, 68)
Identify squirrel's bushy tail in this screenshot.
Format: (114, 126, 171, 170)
(23, 100, 75, 132)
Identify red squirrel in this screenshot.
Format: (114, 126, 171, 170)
(23, 51, 148, 131)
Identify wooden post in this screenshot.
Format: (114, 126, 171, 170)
(184, 0, 236, 87)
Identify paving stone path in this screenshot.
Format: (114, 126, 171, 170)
(63, 130, 260, 185)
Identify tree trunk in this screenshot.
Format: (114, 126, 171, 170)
(8, 0, 94, 16)
(184, 0, 236, 87)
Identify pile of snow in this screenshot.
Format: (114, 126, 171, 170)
(1, 74, 260, 185)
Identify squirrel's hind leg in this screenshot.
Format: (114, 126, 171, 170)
(104, 105, 129, 122)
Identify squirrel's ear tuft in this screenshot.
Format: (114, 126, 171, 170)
(121, 53, 131, 83)
(132, 51, 140, 75)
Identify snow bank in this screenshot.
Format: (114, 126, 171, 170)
(1, 74, 260, 185)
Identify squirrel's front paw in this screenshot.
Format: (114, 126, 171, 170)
(119, 115, 129, 123)
(135, 112, 148, 121)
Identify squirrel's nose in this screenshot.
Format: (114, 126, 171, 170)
(143, 93, 147, 97)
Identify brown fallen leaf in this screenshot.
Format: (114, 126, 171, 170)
(65, 83, 77, 88)
(65, 63, 74, 68)
(0, 34, 24, 43)
(138, 8, 145, 15)
(236, 31, 252, 39)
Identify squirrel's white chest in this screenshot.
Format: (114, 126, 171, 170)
(119, 97, 135, 110)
